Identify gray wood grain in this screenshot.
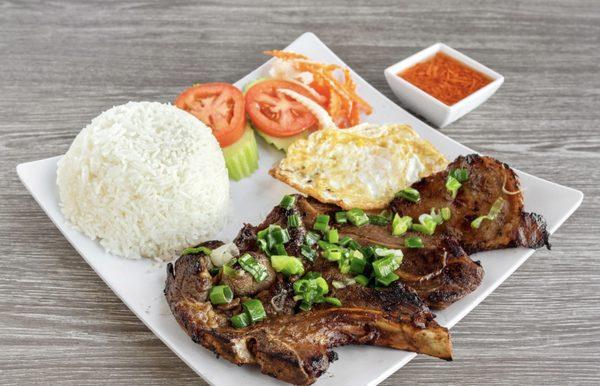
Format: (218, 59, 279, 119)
(1, 0, 599, 384)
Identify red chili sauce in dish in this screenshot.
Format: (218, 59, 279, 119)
(398, 52, 492, 106)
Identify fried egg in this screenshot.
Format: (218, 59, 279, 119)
(270, 123, 448, 210)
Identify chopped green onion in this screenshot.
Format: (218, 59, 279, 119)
(445, 175, 462, 199)
(242, 299, 266, 323)
(293, 275, 331, 311)
(300, 245, 317, 262)
(280, 194, 296, 209)
(441, 207, 451, 221)
(313, 214, 330, 232)
(230, 312, 250, 328)
(305, 231, 321, 246)
(368, 214, 389, 226)
(257, 239, 270, 255)
(181, 245, 212, 256)
(471, 198, 505, 229)
(395, 187, 420, 203)
(273, 243, 287, 256)
(335, 211, 348, 224)
(238, 253, 268, 282)
(347, 239, 362, 250)
(450, 168, 469, 183)
(323, 247, 342, 261)
(372, 254, 403, 280)
(288, 214, 300, 228)
(392, 214, 413, 236)
(222, 263, 238, 277)
(327, 228, 339, 244)
(377, 272, 399, 286)
(324, 297, 342, 307)
(405, 237, 424, 248)
(272, 227, 290, 244)
(332, 280, 346, 289)
(347, 208, 369, 227)
(379, 209, 393, 221)
(317, 239, 336, 250)
(430, 208, 444, 224)
(209, 285, 233, 305)
(315, 214, 330, 224)
(411, 214, 437, 235)
(349, 252, 366, 274)
(339, 236, 353, 247)
(271, 255, 304, 276)
(354, 274, 369, 286)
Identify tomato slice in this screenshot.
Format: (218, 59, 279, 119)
(245, 80, 319, 137)
(175, 83, 246, 147)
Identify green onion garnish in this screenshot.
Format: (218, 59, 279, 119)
(305, 231, 321, 246)
(272, 227, 290, 244)
(392, 214, 413, 236)
(327, 228, 339, 244)
(273, 243, 287, 256)
(376, 272, 400, 286)
(450, 168, 469, 182)
(324, 297, 342, 307)
(349, 251, 366, 274)
(339, 236, 352, 247)
(238, 253, 268, 282)
(181, 245, 212, 256)
(372, 254, 403, 281)
(441, 207, 451, 221)
(292, 274, 333, 311)
(323, 247, 342, 262)
(242, 299, 267, 323)
(300, 245, 317, 262)
(335, 211, 348, 224)
(288, 214, 300, 228)
(347, 208, 369, 227)
(270, 255, 304, 276)
(445, 175, 462, 199)
(332, 280, 346, 289)
(222, 263, 238, 277)
(280, 194, 296, 209)
(411, 214, 437, 235)
(368, 214, 389, 226)
(313, 214, 330, 233)
(471, 197, 505, 229)
(230, 312, 250, 329)
(430, 208, 444, 224)
(405, 237, 424, 248)
(346, 239, 362, 251)
(395, 187, 420, 202)
(209, 285, 233, 305)
(354, 274, 369, 286)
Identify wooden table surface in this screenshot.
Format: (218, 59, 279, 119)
(1, 0, 599, 384)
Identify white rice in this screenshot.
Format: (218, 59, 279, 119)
(56, 101, 230, 260)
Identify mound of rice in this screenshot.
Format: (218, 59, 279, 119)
(57, 101, 230, 260)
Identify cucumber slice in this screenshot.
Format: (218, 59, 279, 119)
(254, 126, 308, 152)
(222, 124, 259, 181)
(243, 77, 270, 94)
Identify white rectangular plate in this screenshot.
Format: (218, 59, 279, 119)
(17, 32, 583, 386)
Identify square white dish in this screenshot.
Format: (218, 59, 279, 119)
(17, 32, 582, 386)
(384, 42, 504, 128)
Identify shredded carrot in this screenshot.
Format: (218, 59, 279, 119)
(399, 52, 492, 106)
(264, 50, 373, 127)
(264, 50, 308, 60)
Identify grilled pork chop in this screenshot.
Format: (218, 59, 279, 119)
(391, 154, 550, 254)
(294, 196, 484, 310)
(165, 248, 451, 385)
